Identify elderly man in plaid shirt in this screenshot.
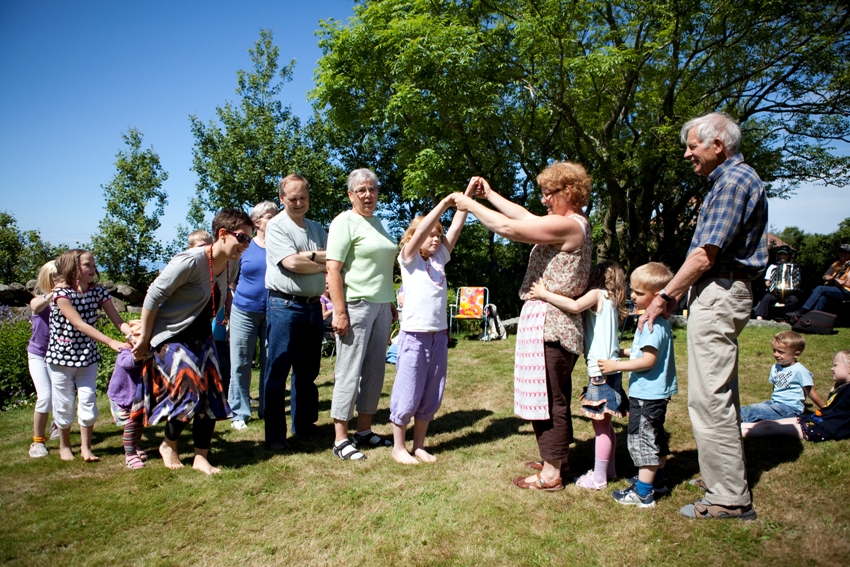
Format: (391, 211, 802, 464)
(640, 112, 768, 520)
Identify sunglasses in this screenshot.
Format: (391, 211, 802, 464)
(226, 230, 252, 244)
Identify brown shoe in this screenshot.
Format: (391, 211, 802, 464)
(524, 460, 544, 471)
(679, 499, 757, 520)
(512, 473, 564, 492)
(689, 478, 708, 492)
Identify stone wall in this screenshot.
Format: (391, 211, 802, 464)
(0, 280, 145, 315)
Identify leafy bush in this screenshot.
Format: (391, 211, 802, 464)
(0, 305, 33, 409)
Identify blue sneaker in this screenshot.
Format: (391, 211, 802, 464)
(612, 484, 656, 508)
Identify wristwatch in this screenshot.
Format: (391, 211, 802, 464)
(659, 289, 674, 302)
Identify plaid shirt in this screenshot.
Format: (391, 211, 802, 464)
(687, 153, 768, 275)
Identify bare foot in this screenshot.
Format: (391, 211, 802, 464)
(159, 441, 184, 469)
(414, 448, 437, 463)
(81, 450, 100, 462)
(392, 448, 420, 465)
(59, 446, 74, 461)
(193, 454, 221, 475)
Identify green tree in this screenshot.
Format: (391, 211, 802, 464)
(313, 0, 850, 272)
(189, 29, 346, 228)
(89, 128, 168, 284)
(0, 211, 65, 283)
(778, 218, 850, 292)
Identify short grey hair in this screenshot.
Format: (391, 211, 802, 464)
(347, 168, 379, 193)
(251, 201, 279, 222)
(680, 112, 741, 154)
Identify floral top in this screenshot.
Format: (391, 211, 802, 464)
(46, 285, 111, 367)
(518, 214, 591, 355)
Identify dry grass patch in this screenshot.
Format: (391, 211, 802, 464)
(1, 326, 848, 566)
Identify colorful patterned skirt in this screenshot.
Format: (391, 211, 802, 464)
(131, 335, 231, 426)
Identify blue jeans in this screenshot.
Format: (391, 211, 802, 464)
(801, 285, 850, 313)
(740, 400, 800, 423)
(228, 304, 267, 423)
(264, 295, 323, 445)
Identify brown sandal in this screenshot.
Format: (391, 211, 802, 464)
(524, 460, 544, 471)
(512, 473, 564, 491)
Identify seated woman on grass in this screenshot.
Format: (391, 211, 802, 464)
(742, 350, 850, 443)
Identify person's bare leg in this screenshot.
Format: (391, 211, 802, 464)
(193, 447, 221, 475)
(392, 423, 418, 464)
(334, 419, 349, 443)
(160, 437, 184, 469)
(522, 460, 560, 484)
(355, 413, 373, 434)
(33, 411, 49, 439)
(742, 417, 804, 439)
(412, 419, 435, 463)
(58, 427, 74, 461)
(80, 425, 99, 462)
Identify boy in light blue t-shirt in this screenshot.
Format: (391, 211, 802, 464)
(741, 331, 824, 422)
(599, 262, 677, 509)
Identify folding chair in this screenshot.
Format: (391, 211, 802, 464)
(449, 286, 489, 336)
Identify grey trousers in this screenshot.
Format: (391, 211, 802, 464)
(330, 300, 393, 422)
(687, 277, 753, 507)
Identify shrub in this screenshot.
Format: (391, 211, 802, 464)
(0, 305, 33, 409)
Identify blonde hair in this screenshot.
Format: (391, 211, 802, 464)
(834, 350, 850, 371)
(279, 173, 309, 195)
(399, 216, 444, 259)
(587, 262, 628, 323)
(55, 249, 98, 291)
(35, 260, 58, 295)
(630, 262, 674, 293)
(773, 331, 805, 354)
(536, 161, 591, 209)
(187, 230, 213, 248)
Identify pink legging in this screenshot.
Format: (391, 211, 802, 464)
(592, 415, 616, 475)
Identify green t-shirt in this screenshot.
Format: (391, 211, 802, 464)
(326, 210, 397, 303)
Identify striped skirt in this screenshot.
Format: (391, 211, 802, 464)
(132, 335, 231, 425)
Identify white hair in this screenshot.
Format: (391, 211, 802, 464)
(250, 201, 278, 222)
(347, 168, 379, 193)
(680, 112, 741, 154)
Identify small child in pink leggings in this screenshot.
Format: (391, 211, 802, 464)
(389, 182, 473, 464)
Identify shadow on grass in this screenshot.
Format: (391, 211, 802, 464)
(430, 414, 530, 453)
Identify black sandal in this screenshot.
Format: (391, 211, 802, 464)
(352, 431, 392, 449)
(333, 439, 366, 461)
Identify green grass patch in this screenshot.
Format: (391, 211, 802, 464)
(1, 325, 849, 566)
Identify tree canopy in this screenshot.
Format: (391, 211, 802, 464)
(189, 29, 346, 228)
(0, 211, 65, 284)
(88, 128, 168, 285)
(313, 0, 850, 271)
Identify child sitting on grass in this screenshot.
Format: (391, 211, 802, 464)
(598, 262, 677, 508)
(740, 331, 824, 423)
(743, 350, 850, 442)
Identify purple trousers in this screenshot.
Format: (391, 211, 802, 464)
(389, 330, 449, 425)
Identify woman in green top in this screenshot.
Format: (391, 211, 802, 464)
(326, 168, 398, 461)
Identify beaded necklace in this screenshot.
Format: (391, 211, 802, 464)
(208, 244, 230, 325)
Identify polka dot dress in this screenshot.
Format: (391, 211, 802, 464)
(46, 286, 111, 367)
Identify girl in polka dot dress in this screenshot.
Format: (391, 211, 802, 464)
(46, 249, 131, 461)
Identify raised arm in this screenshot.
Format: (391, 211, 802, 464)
(442, 179, 476, 253)
(400, 196, 454, 263)
(31, 292, 53, 315)
(471, 177, 535, 220)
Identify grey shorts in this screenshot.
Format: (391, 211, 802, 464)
(627, 397, 670, 467)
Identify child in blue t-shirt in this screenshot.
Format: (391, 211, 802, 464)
(740, 331, 824, 422)
(599, 262, 677, 509)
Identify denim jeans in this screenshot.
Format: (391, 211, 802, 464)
(264, 295, 323, 445)
(228, 304, 267, 423)
(801, 285, 850, 312)
(740, 400, 799, 423)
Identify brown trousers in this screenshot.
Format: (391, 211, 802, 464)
(532, 343, 578, 462)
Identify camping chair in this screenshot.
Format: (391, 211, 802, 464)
(449, 287, 489, 337)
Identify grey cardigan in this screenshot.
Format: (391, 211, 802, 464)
(143, 246, 240, 347)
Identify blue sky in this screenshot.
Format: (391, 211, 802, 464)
(1, 1, 848, 251)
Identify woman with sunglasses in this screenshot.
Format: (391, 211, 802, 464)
(132, 209, 252, 474)
(452, 163, 592, 491)
(227, 201, 278, 432)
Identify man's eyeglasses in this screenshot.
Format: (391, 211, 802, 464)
(226, 230, 252, 244)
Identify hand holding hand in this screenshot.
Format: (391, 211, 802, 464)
(132, 339, 150, 359)
(110, 339, 133, 353)
(471, 176, 492, 200)
(452, 193, 474, 212)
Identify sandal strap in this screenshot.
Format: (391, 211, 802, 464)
(334, 439, 366, 461)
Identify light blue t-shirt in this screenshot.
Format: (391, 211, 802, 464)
(627, 317, 677, 400)
(584, 292, 620, 377)
(769, 362, 813, 413)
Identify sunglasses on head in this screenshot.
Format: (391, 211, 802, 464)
(226, 230, 252, 244)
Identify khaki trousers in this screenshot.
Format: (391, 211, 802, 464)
(687, 278, 753, 507)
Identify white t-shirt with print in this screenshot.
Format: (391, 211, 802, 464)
(398, 245, 450, 333)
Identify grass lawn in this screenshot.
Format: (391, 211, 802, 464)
(1, 325, 848, 567)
